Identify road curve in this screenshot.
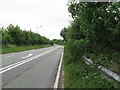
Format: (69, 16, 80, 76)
(2, 45, 58, 67)
(1, 45, 64, 88)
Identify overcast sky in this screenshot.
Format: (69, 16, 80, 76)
(0, 0, 71, 40)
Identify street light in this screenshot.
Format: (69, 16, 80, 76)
(37, 26, 42, 33)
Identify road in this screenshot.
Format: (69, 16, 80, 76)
(1, 45, 64, 88)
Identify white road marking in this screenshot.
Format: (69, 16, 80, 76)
(0, 47, 59, 74)
(4, 55, 15, 59)
(54, 50, 64, 88)
(22, 54, 33, 59)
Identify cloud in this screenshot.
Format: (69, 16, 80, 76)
(0, 0, 70, 39)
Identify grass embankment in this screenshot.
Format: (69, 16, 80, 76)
(2, 44, 52, 54)
(64, 47, 120, 88)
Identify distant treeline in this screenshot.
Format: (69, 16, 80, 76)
(52, 39, 65, 45)
(1, 24, 53, 46)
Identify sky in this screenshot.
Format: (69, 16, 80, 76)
(0, 0, 71, 40)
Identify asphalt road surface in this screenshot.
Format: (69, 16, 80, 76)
(1, 45, 64, 88)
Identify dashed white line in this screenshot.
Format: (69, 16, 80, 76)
(22, 54, 33, 59)
(0, 47, 59, 74)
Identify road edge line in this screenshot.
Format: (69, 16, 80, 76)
(54, 50, 64, 88)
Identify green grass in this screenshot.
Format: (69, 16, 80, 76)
(88, 50, 120, 75)
(64, 48, 120, 88)
(2, 44, 52, 54)
(0, 46, 2, 54)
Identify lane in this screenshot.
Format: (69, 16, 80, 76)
(2, 45, 58, 67)
(0, 47, 58, 74)
(3, 55, 15, 59)
(2, 46, 63, 88)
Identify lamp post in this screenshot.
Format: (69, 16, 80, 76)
(37, 26, 42, 33)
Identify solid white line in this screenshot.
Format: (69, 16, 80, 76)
(54, 50, 64, 88)
(22, 54, 33, 59)
(0, 60, 24, 71)
(0, 48, 58, 74)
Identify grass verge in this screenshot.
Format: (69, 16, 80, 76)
(2, 44, 52, 54)
(0, 46, 2, 54)
(64, 48, 120, 88)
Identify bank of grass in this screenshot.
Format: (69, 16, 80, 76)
(2, 44, 52, 54)
(64, 48, 120, 88)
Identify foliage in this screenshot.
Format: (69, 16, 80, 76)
(65, 2, 120, 62)
(2, 24, 52, 47)
(64, 47, 120, 88)
(60, 27, 67, 41)
(52, 39, 64, 45)
(63, 1, 120, 88)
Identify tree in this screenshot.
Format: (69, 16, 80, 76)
(60, 27, 67, 41)
(2, 30, 12, 46)
(7, 24, 23, 46)
(65, 1, 120, 62)
(2, 24, 52, 46)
